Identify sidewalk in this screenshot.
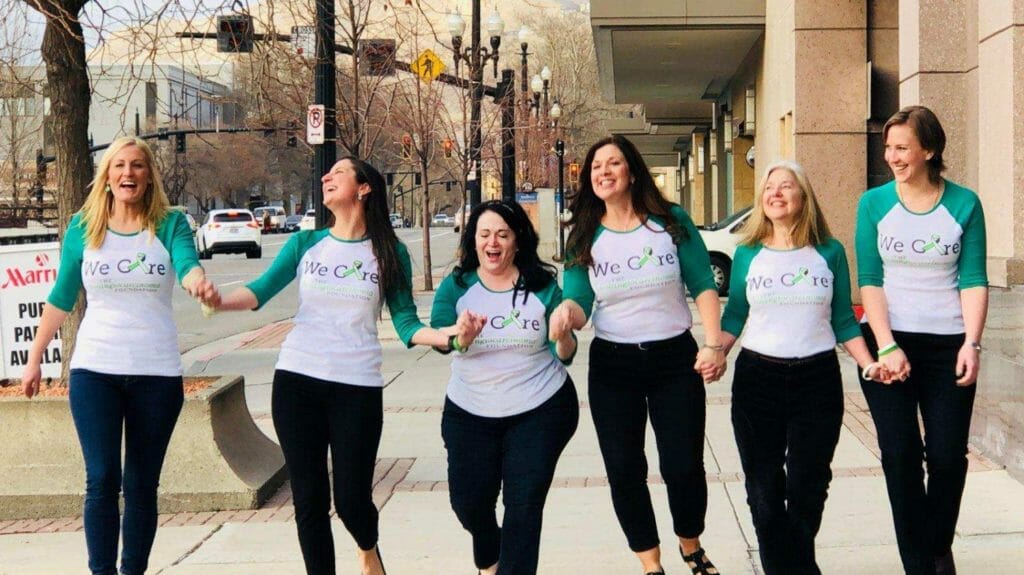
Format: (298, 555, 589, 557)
(2, 293, 1024, 574)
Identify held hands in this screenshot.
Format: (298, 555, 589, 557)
(184, 275, 221, 317)
(875, 346, 911, 384)
(548, 302, 577, 344)
(694, 345, 727, 384)
(455, 310, 487, 351)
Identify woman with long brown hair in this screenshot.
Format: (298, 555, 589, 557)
(549, 135, 725, 575)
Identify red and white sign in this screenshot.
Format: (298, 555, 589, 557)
(307, 104, 325, 145)
(0, 242, 62, 380)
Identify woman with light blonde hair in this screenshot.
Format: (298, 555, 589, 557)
(718, 160, 880, 575)
(21, 136, 220, 575)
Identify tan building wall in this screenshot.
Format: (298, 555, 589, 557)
(691, 132, 707, 226)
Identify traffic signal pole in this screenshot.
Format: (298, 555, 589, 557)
(313, 0, 336, 229)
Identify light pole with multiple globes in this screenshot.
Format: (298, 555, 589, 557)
(446, 3, 504, 207)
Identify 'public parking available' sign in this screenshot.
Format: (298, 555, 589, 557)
(0, 243, 62, 379)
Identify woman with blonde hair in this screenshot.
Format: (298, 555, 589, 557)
(718, 160, 880, 574)
(21, 136, 219, 575)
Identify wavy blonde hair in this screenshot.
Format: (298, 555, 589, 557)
(79, 137, 169, 249)
(740, 160, 832, 248)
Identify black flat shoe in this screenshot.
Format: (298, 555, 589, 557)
(681, 547, 719, 575)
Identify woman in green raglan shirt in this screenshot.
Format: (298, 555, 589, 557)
(20, 137, 219, 575)
(212, 157, 464, 575)
(855, 106, 988, 575)
(548, 135, 726, 575)
(719, 161, 880, 575)
(430, 200, 578, 575)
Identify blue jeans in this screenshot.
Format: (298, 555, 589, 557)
(69, 368, 184, 575)
(732, 349, 844, 575)
(859, 326, 974, 575)
(442, 380, 579, 574)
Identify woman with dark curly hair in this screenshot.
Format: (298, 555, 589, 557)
(549, 135, 724, 575)
(431, 199, 579, 575)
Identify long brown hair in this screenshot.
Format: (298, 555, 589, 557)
(740, 160, 832, 248)
(565, 134, 687, 267)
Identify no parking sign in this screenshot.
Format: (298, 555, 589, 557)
(307, 105, 325, 145)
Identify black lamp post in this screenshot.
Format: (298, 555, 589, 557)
(312, 0, 336, 228)
(447, 3, 504, 206)
(555, 138, 565, 259)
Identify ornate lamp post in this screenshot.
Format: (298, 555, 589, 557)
(447, 3, 504, 207)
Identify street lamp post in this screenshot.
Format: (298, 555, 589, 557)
(498, 69, 516, 202)
(447, 3, 504, 207)
(313, 0, 336, 228)
(555, 138, 565, 259)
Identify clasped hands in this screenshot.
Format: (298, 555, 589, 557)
(183, 272, 221, 310)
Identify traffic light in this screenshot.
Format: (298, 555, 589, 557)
(443, 137, 454, 158)
(175, 132, 186, 154)
(568, 161, 580, 184)
(217, 15, 254, 53)
(402, 133, 413, 160)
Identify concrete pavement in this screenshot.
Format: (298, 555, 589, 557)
(3, 291, 1024, 574)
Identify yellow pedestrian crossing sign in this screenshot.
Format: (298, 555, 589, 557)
(411, 49, 446, 83)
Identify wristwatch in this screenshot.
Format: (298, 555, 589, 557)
(967, 341, 983, 353)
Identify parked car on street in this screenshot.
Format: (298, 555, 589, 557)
(196, 209, 262, 259)
(284, 214, 303, 232)
(169, 206, 197, 234)
(253, 206, 287, 233)
(697, 206, 752, 296)
(389, 213, 404, 228)
(298, 209, 317, 231)
(432, 213, 453, 227)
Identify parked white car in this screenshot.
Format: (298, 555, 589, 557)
(389, 213, 404, 228)
(697, 206, 752, 296)
(197, 209, 262, 259)
(253, 206, 287, 233)
(298, 209, 317, 231)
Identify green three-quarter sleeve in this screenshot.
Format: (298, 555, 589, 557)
(821, 239, 861, 343)
(540, 279, 576, 365)
(670, 206, 717, 297)
(855, 191, 884, 288)
(957, 197, 988, 290)
(246, 231, 309, 309)
(429, 273, 462, 329)
(385, 242, 426, 347)
(720, 244, 755, 337)
(47, 214, 86, 312)
(157, 211, 200, 285)
(561, 250, 596, 320)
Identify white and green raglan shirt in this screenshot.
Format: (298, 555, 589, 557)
(430, 271, 571, 418)
(47, 211, 200, 376)
(562, 205, 717, 343)
(855, 179, 987, 335)
(246, 230, 424, 387)
(721, 239, 861, 358)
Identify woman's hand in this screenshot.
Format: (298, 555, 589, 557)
(878, 347, 911, 382)
(694, 346, 727, 384)
(455, 310, 487, 350)
(188, 276, 221, 308)
(548, 302, 577, 343)
(20, 361, 41, 399)
(955, 343, 980, 386)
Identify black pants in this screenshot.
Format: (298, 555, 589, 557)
(731, 349, 844, 575)
(588, 332, 707, 552)
(441, 380, 579, 575)
(859, 326, 974, 575)
(272, 369, 383, 575)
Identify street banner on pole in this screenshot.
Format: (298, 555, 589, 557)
(307, 105, 325, 145)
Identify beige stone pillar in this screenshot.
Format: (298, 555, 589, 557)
(792, 0, 868, 279)
(977, 1, 1024, 285)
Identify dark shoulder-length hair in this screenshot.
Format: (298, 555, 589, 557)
(883, 105, 947, 184)
(453, 199, 556, 293)
(335, 155, 408, 300)
(565, 134, 687, 268)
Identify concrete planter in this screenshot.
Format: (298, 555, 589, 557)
(0, 375, 286, 520)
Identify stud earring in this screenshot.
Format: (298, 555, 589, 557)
(104, 184, 112, 194)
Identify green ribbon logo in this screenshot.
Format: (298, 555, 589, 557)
(501, 308, 525, 328)
(126, 252, 146, 272)
(636, 246, 654, 267)
(340, 260, 364, 279)
(922, 234, 941, 252)
(791, 266, 810, 285)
